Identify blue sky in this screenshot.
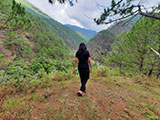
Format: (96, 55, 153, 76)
(27, 0, 160, 32)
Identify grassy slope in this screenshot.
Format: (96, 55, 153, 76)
(0, 71, 160, 119)
(66, 24, 97, 41)
(15, 0, 86, 49)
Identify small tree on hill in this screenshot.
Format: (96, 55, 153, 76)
(0, 0, 31, 32)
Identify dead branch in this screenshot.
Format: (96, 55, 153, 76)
(150, 47, 160, 57)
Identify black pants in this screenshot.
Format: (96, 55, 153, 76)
(78, 69, 90, 92)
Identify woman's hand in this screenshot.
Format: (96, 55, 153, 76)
(90, 68, 93, 72)
(73, 57, 78, 74)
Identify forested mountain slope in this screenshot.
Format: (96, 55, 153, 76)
(15, 0, 86, 49)
(0, 0, 74, 85)
(0, 2, 69, 61)
(87, 30, 117, 62)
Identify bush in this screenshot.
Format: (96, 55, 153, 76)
(96, 66, 121, 77)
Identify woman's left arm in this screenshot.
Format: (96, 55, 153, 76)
(72, 57, 78, 74)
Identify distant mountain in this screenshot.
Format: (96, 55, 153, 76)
(108, 14, 142, 35)
(87, 30, 117, 62)
(65, 24, 97, 40)
(15, 0, 86, 49)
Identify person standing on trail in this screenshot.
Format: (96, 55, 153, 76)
(72, 43, 92, 96)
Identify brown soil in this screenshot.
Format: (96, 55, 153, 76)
(0, 39, 12, 61)
(0, 77, 160, 120)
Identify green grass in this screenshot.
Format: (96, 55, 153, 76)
(144, 112, 159, 120)
(2, 98, 26, 111)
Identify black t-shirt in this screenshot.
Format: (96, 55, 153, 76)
(76, 50, 90, 70)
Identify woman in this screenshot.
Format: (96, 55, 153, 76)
(72, 43, 92, 96)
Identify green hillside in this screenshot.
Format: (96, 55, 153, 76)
(0, 0, 72, 86)
(87, 30, 117, 62)
(15, 0, 86, 49)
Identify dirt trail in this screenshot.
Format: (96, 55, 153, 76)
(29, 78, 147, 120)
(1, 76, 160, 120)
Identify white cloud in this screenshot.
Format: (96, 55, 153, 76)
(27, 0, 160, 32)
(27, 0, 109, 31)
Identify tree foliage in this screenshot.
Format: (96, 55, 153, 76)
(0, 0, 31, 32)
(108, 17, 160, 76)
(94, 0, 160, 24)
(49, 0, 77, 6)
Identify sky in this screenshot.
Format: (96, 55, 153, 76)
(27, 0, 160, 32)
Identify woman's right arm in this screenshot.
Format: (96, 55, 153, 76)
(88, 57, 92, 72)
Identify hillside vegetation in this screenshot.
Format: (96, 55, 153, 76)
(0, 0, 73, 89)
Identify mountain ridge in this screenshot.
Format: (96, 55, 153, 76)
(15, 0, 87, 49)
(108, 14, 142, 35)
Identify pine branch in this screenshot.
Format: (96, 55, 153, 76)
(103, 10, 139, 24)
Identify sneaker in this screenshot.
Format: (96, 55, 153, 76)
(77, 92, 83, 96)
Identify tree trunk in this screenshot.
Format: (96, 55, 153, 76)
(148, 56, 157, 76)
(148, 69, 153, 76)
(119, 63, 122, 74)
(139, 57, 144, 72)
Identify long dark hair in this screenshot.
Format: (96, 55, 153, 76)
(78, 43, 87, 51)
